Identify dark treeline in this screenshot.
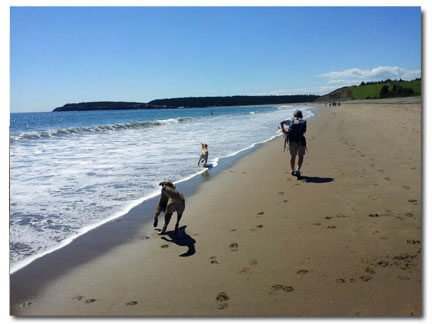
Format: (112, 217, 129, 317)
(147, 95, 319, 108)
(53, 101, 148, 112)
(359, 77, 421, 86)
(379, 84, 415, 99)
(53, 95, 319, 112)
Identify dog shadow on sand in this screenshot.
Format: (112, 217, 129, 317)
(160, 226, 196, 257)
(299, 175, 334, 183)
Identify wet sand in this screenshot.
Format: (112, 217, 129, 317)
(11, 98, 422, 316)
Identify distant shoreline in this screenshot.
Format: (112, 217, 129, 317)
(51, 95, 320, 112)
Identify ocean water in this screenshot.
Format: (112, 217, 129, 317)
(10, 105, 315, 273)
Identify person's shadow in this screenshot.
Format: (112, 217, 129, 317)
(299, 175, 334, 183)
(161, 226, 196, 257)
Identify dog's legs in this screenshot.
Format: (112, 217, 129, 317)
(174, 210, 184, 236)
(160, 212, 173, 235)
(154, 206, 163, 227)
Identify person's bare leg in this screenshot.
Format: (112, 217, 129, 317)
(297, 155, 304, 171)
(290, 155, 296, 174)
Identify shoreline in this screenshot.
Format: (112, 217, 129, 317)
(10, 104, 317, 275)
(11, 99, 421, 316)
(10, 106, 319, 305)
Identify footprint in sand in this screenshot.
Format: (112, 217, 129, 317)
(218, 303, 228, 309)
(271, 284, 294, 292)
(283, 200, 288, 203)
(311, 223, 321, 226)
(398, 276, 411, 281)
(239, 266, 250, 274)
(296, 269, 308, 275)
(256, 224, 263, 229)
(402, 185, 411, 191)
(407, 240, 421, 245)
(85, 299, 96, 304)
(249, 259, 258, 266)
(279, 191, 284, 195)
(229, 243, 239, 251)
(72, 296, 84, 301)
(325, 216, 333, 220)
(231, 229, 237, 232)
(215, 292, 229, 310)
(327, 226, 337, 229)
(216, 292, 229, 302)
(210, 256, 219, 264)
(405, 213, 414, 218)
(336, 278, 345, 283)
(359, 276, 372, 282)
(161, 244, 169, 249)
(368, 213, 380, 217)
(20, 302, 32, 308)
(384, 177, 391, 181)
(365, 267, 376, 274)
(257, 212, 264, 216)
(126, 301, 138, 306)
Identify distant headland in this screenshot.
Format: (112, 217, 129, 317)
(52, 78, 421, 112)
(52, 95, 319, 112)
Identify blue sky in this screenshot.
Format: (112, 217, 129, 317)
(10, 6, 421, 112)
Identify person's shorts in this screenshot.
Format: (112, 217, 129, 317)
(289, 142, 306, 157)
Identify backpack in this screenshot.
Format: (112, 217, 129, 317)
(287, 118, 306, 144)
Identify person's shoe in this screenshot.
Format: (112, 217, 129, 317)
(296, 170, 302, 179)
(291, 170, 296, 176)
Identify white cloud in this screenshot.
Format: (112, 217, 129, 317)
(318, 66, 421, 82)
(260, 65, 421, 97)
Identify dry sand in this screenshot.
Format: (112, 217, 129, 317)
(11, 99, 422, 317)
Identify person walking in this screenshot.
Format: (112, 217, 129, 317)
(280, 110, 307, 178)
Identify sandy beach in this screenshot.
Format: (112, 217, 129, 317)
(10, 98, 422, 317)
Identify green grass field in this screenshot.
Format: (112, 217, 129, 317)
(349, 79, 421, 100)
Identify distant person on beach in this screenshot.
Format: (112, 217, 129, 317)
(280, 110, 307, 178)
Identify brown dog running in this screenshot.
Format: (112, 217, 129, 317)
(153, 181, 185, 236)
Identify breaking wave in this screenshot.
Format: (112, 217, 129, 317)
(10, 117, 193, 141)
